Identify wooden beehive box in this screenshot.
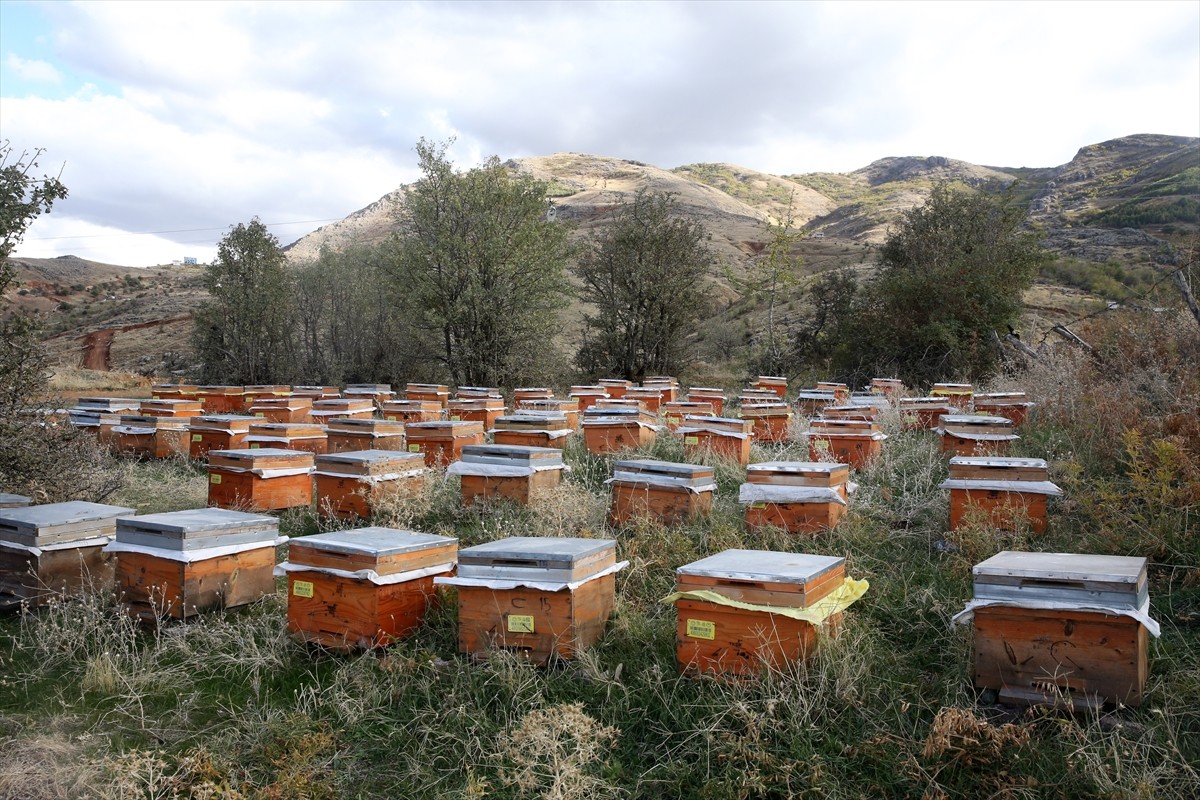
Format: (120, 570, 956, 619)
(67, 408, 104, 436)
(406, 383, 451, 407)
(246, 421, 328, 455)
(608, 459, 716, 526)
(324, 417, 407, 453)
(381, 399, 444, 425)
(972, 392, 1035, 427)
(806, 418, 887, 469)
(151, 383, 199, 400)
(752, 375, 788, 398)
(821, 404, 879, 421)
(567, 387, 607, 411)
(249, 396, 314, 423)
(678, 416, 754, 466)
(313, 450, 426, 519)
(196, 385, 246, 414)
(741, 461, 851, 534)
(795, 390, 838, 417)
(580, 408, 657, 455)
(112, 414, 189, 458)
(594, 398, 646, 412)
(626, 387, 665, 413)
(738, 389, 780, 405)
(291, 385, 340, 399)
(518, 399, 580, 429)
(449, 444, 566, 506)
(598, 378, 632, 399)
(207, 448, 314, 511)
(941, 457, 1061, 533)
(344, 384, 395, 410)
(76, 396, 143, 413)
(897, 397, 957, 430)
(283, 528, 457, 649)
(311, 398, 375, 422)
(512, 387, 554, 403)
(242, 385, 292, 408)
(455, 386, 502, 400)
(739, 402, 793, 444)
(448, 397, 506, 429)
(663, 401, 715, 431)
(938, 415, 1018, 457)
(188, 414, 256, 459)
(404, 420, 485, 467)
(492, 413, 573, 449)
(0, 494, 32, 509)
(643, 377, 679, 403)
(673, 549, 846, 676)
(110, 508, 278, 621)
(0, 501, 134, 609)
(687, 388, 726, 416)
(930, 383, 974, 410)
(815, 382, 850, 402)
(438, 536, 622, 665)
(139, 398, 204, 418)
(967, 551, 1151, 707)
(870, 378, 905, 398)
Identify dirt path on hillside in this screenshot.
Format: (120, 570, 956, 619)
(76, 315, 192, 372)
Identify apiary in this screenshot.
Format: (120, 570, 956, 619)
(0, 501, 134, 609)
(512, 387, 554, 403)
(956, 551, 1155, 708)
(207, 447, 314, 511)
(598, 379, 632, 399)
(940, 457, 1061, 533)
(741, 461, 851, 534)
(607, 459, 716, 526)
(447, 397, 506, 429)
(195, 385, 246, 414)
(404, 420, 486, 467)
(643, 377, 679, 403)
(580, 407, 658, 455)
(668, 549, 864, 676)
(280, 528, 457, 649)
(108, 508, 279, 621)
(752, 375, 788, 398)
(112, 414, 189, 458)
(436, 537, 625, 665)
(663, 401, 715, 431)
(972, 392, 1035, 427)
(151, 383, 199, 400)
(897, 397, 958, 430)
(930, 383, 974, 410)
(815, 382, 850, 402)
(567, 386, 607, 411)
(795, 390, 839, 418)
(870, 378, 905, 398)
(245, 421, 328, 455)
(291, 385, 340, 399)
(314, 450, 426, 519)
(686, 388, 726, 416)
(187, 414, 256, 459)
(344, 384, 395, 409)
(449, 444, 567, 506)
(248, 396, 313, 423)
(806, 418, 887, 469)
(738, 402, 793, 444)
(310, 398, 376, 421)
(0, 494, 32, 509)
(324, 417, 406, 453)
(492, 413, 574, 449)
(677, 416, 754, 465)
(381, 399, 444, 425)
(517, 399, 580, 429)
(139, 398, 204, 418)
(626, 387, 665, 413)
(937, 415, 1018, 457)
(406, 383, 451, 407)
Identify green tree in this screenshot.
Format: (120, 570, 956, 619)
(573, 189, 714, 380)
(192, 218, 294, 383)
(391, 139, 571, 386)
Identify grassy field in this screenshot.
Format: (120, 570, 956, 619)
(1, 320, 1197, 799)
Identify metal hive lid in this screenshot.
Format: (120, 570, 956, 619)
(290, 527, 456, 557)
(678, 549, 845, 584)
(458, 536, 614, 567)
(117, 508, 277, 535)
(0, 501, 136, 532)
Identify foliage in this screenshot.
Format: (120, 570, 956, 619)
(1085, 196, 1200, 228)
(1, 140, 68, 290)
(788, 267, 860, 377)
(573, 189, 715, 379)
(192, 218, 295, 384)
(390, 139, 572, 387)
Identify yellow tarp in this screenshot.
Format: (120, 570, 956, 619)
(661, 577, 869, 625)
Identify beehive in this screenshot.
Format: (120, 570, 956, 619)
(815, 382, 850, 402)
(869, 378, 905, 398)
(139, 398, 204, 418)
(242, 385, 292, 408)
(820, 404, 879, 421)
(806, 418, 887, 469)
(937, 415, 1018, 457)
(449, 444, 566, 506)
(437, 537, 624, 665)
(381, 399, 444, 425)
(512, 387, 554, 403)
(598, 379, 632, 399)
(686, 388, 726, 416)
(404, 420, 486, 467)
(930, 383, 974, 410)
(281, 528, 457, 649)
(207, 448, 314, 511)
(643, 377, 679, 403)
(741, 461, 851, 534)
(447, 397, 506, 429)
(738, 402, 793, 444)
(76, 396, 143, 413)
(940, 457, 1061, 533)
(109, 508, 278, 621)
(492, 413, 574, 449)
(245, 421, 328, 455)
(795, 390, 839, 418)
(406, 383, 451, 407)
(313, 450, 425, 519)
(67, 408, 106, 437)
(195, 385, 246, 414)
(752, 375, 788, 398)
(324, 417, 407, 454)
(594, 398, 646, 412)
(671, 549, 856, 676)
(607, 459, 716, 526)
(187, 415, 256, 459)
(678, 416, 754, 465)
(0, 494, 32, 509)
(151, 383, 199, 401)
(518, 399, 581, 429)
(291, 385, 340, 399)
(344, 384, 395, 409)
(663, 401, 715, 431)
(972, 392, 1035, 427)
(456, 386, 502, 400)
(897, 397, 958, 430)
(626, 387, 665, 413)
(567, 386, 608, 411)
(310, 398, 376, 422)
(960, 551, 1153, 707)
(112, 414, 189, 458)
(738, 389, 780, 405)
(0, 501, 133, 609)
(580, 407, 658, 455)
(248, 396, 314, 423)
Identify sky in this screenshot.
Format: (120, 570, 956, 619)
(2, 0, 1197, 267)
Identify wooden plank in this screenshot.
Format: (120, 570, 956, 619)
(208, 470, 313, 511)
(950, 489, 1049, 534)
(459, 470, 561, 507)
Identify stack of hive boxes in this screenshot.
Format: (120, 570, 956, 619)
(517, 398, 581, 429)
(404, 420, 485, 467)
(806, 418, 887, 469)
(111, 413, 190, 458)
(686, 387, 726, 415)
(752, 375, 788, 398)
(187, 414, 256, 459)
(937, 415, 1018, 457)
(739, 400, 793, 443)
(677, 416, 754, 465)
(492, 412, 574, 449)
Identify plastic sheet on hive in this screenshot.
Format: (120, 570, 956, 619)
(275, 560, 454, 586)
(435, 560, 629, 592)
(662, 577, 869, 625)
(737, 484, 847, 505)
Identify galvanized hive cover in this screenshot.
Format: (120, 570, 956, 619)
(460, 444, 563, 467)
(291, 527, 455, 558)
(613, 459, 715, 485)
(116, 508, 278, 551)
(678, 549, 846, 585)
(0, 501, 137, 546)
(457, 536, 616, 581)
(972, 551, 1148, 608)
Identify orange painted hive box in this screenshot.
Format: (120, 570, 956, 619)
(518, 399, 580, 429)
(820, 403, 879, 421)
(806, 418, 887, 469)
(795, 390, 839, 418)
(151, 383, 199, 400)
(930, 383, 974, 410)
(513, 387, 554, 403)
(112, 414, 190, 458)
(241, 385, 292, 408)
(109, 508, 279, 621)
(282, 528, 457, 649)
(663, 401, 715, 431)
(249, 396, 314, 424)
(344, 384, 395, 409)
(678, 416, 754, 466)
(455, 386, 502, 400)
(686, 388, 726, 416)
(870, 378, 905, 398)
(897, 397, 957, 430)
(448, 444, 566, 507)
(207, 447, 314, 511)
(738, 389, 780, 406)
(139, 398, 204, 418)
(291, 385, 340, 399)
(972, 392, 1035, 427)
(405, 383, 451, 407)
(491, 413, 573, 449)
(739, 402, 793, 444)
(815, 382, 850, 402)
(437, 536, 625, 666)
(625, 387, 665, 413)
(960, 551, 1153, 708)
(608, 459, 716, 526)
(196, 385, 246, 414)
(404, 420, 486, 467)
(740, 461, 851, 534)
(643, 378, 679, 404)
(752, 375, 788, 398)
(325, 417, 407, 454)
(598, 378, 632, 399)
(310, 398, 375, 422)
(314, 449, 426, 519)
(670, 549, 858, 677)
(937, 415, 1017, 457)
(940, 456, 1061, 534)
(580, 408, 657, 455)
(245, 421, 328, 455)
(188, 414, 256, 459)
(0, 501, 133, 609)
(567, 386, 607, 411)
(447, 397, 506, 429)
(381, 399, 444, 425)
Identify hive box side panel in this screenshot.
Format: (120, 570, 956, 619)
(0, 545, 114, 608)
(116, 547, 276, 619)
(315, 474, 423, 519)
(744, 501, 845, 535)
(609, 485, 712, 527)
(286, 572, 437, 649)
(675, 599, 829, 676)
(208, 470, 313, 511)
(459, 471, 561, 507)
(949, 490, 1048, 534)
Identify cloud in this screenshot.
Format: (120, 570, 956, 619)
(5, 53, 63, 84)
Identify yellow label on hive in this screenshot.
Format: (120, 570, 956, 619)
(507, 615, 535, 633)
(210, 474, 222, 485)
(686, 619, 716, 640)
(750, 502, 766, 510)
(250, 443, 260, 449)
(292, 580, 314, 598)
(386, 415, 396, 421)
(684, 436, 699, 445)
(255, 412, 265, 417)
(450, 415, 461, 421)
(192, 433, 202, 442)
(408, 444, 421, 452)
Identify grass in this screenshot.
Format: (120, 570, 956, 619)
(2, 326, 1199, 797)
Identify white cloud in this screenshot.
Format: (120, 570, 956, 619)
(5, 53, 63, 84)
